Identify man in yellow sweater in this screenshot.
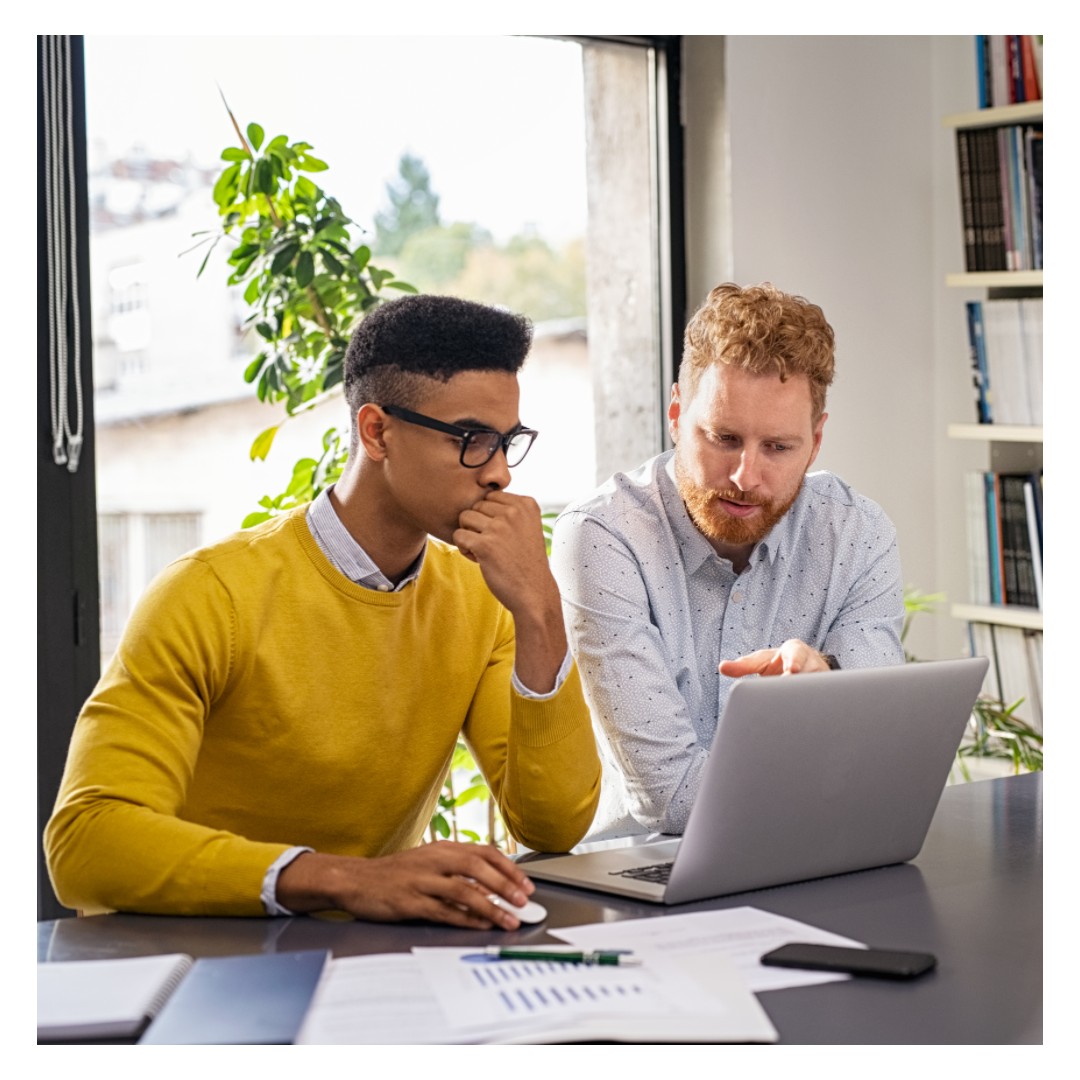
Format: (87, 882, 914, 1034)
(46, 295, 601, 930)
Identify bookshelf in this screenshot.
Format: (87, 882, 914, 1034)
(942, 39, 1042, 730)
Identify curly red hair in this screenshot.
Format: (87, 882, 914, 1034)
(680, 282, 835, 420)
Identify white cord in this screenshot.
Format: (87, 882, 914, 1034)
(42, 34, 84, 473)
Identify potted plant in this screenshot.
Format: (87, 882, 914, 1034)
(902, 588, 1043, 781)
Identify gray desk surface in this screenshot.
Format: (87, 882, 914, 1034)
(38, 773, 1042, 1044)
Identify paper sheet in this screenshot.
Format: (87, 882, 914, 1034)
(295, 946, 777, 1044)
(295, 953, 530, 1044)
(549, 906, 865, 993)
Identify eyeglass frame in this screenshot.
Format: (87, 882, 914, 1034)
(379, 404, 539, 468)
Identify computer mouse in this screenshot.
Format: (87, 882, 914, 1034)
(486, 894, 548, 923)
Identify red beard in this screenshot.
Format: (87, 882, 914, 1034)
(675, 459, 802, 547)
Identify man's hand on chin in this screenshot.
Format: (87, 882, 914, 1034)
(453, 490, 566, 693)
(719, 638, 833, 678)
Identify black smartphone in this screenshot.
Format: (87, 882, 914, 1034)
(760, 942, 937, 980)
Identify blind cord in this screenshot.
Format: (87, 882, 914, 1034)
(42, 34, 84, 473)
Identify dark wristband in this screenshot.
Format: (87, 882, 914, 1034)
(822, 654, 841, 670)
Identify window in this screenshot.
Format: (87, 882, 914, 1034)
(84, 35, 678, 644)
(98, 512, 202, 667)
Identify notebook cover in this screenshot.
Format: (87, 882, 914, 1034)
(38, 953, 193, 1041)
(139, 949, 329, 1044)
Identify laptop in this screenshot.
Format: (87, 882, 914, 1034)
(524, 657, 989, 904)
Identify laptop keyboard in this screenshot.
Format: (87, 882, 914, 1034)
(609, 861, 674, 884)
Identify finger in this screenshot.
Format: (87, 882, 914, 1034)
(426, 842, 533, 902)
(436, 875, 522, 930)
(409, 891, 499, 930)
(454, 845, 534, 902)
(719, 650, 769, 677)
(458, 508, 501, 534)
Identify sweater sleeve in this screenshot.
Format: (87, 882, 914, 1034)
(44, 558, 290, 916)
(463, 607, 601, 853)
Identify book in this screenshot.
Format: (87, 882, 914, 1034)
(1023, 479, 1043, 611)
(975, 35, 991, 109)
(1019, 35, 1041, 102)
(998, 474, 1037, 607)
(975, 127, 1006, 270)
(965, 623, 1041, 732)
(1007, 36, 1023, 105)
(964, 470, 992, 604)
(981, 299, 1031, 424)
(139, 949, 329, 1044)
(956, 129, 979, 272)
(967, 621, 1002, 701)
(997, 127, 1015, 269)
(989, 36, 1010, 107)
(38, 953, 193, 1041)
(1020, 297, 1043, 424)
(965, 301, 992, 423)
(1025, 128, 1043, 270)
(984, 473, 1004, 605)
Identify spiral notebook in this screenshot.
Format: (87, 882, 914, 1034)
(38, 953, 194, 1041)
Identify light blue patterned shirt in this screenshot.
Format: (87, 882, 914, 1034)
(551, 450, 904, 839)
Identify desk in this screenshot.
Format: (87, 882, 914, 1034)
(38, 773, 1042, 1044)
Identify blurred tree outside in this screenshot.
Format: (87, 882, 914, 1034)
(373, 153, 441, 256)
(375, 153, 586, 323)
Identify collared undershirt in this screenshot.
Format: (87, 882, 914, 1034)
(261, 485, 572, 915)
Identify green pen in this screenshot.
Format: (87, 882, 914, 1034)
(483, 947, 641, 966)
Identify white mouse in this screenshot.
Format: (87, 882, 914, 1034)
(487, 893, 548, 923)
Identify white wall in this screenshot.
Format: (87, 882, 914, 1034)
(684, 35, 979, 659)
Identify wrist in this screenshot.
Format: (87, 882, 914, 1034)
(276, 851, 359, 913)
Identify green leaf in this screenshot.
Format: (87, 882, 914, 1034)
(243, 277, 261, 305)
(195, 236, 221, 279)
(212, 163, 242, 208)
(247, 122, 265, 151)
(243, 353, 267, 383)
(384, 279, 419, 293)
(254, 157, 276, 196)
(250, 425, 281, 461)
(352, 245, 371, 272)
(270, 242, 299, 276)
(453, 783, 490, 807)
(321, 250, 345, 276)
(242, 511, 272, 529)
(295, 250, 315, 287)
(431, 815, 451, 839)
(221, 146, 248, 162)
(298, 154, 329, 172)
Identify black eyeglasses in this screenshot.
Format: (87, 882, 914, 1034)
(381, 404, 539, 468)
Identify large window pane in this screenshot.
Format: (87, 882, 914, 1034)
(85, 35, 666, 666)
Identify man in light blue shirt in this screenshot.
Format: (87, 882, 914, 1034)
(551, 282, 904, 838)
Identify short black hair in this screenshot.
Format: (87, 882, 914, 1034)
(343, 294, 533, 417)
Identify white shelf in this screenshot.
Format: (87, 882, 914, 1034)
(951, 603, 1043, 632)
(945, 270, 1043, 289)
(948, 424, 1043, 443)
(942, 102, 1043, 129)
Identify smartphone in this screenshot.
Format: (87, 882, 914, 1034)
(760, 942, 937, 980)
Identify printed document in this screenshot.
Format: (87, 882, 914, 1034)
(550, 906, 866, 993)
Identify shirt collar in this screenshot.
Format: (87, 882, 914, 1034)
(306, 486, 426, 591)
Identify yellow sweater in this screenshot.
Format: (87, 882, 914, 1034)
(45, 508, 600, 916)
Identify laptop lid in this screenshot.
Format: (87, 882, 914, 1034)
(525, 657, 989, 904)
